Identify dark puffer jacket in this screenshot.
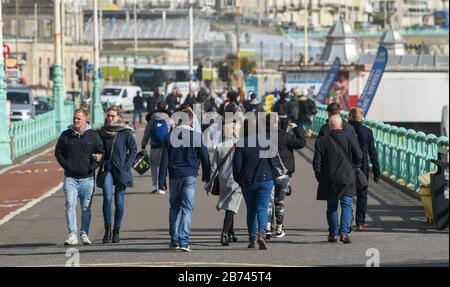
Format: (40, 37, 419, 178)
(278, 126, 306, 175)
(55, 125, 104, 179)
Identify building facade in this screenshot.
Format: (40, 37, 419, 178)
(3, 40, 94, 91)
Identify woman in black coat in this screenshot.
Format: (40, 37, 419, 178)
(99, 107, 137, 244)
(348, 107, 381, 231)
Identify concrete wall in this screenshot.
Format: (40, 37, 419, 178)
(367, 71, 449, 123)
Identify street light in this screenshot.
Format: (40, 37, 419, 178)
(189, 0, 194, 92)
(0, 0, 13, 165)
(53, 0, 65, 134)
(92, 0, 103, 127)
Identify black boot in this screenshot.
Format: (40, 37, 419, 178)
(220, 232, 229, 246)
(102, 224, 112, 243)
(112, 226, 120, 243)
(228, 231, 238, 243)
(248, 236, 256, 249)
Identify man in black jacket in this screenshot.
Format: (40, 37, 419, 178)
(313, 115, 362, 244)
(348, 107, 381, 231)
(55, 109, 104, 246)
(318, 103, 355, 139)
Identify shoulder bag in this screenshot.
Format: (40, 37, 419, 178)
(206, 145, 236, 196)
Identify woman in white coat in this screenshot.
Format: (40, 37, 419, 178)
(210, 120, 243, 246)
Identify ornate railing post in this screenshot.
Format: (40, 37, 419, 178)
(425, 134, 438, 173)
(389, 125, 400, 181)
(382, 124, 392, 176)
(397, 127, 408, 185)
(414, 132, 427, 191)
(375, 121, 385, 171)
(406, 129, 417, 190)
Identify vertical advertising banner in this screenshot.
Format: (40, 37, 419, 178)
(245, 76, 259, 97)
(316, 57, 341, 104)
(358, 47, 388, 116)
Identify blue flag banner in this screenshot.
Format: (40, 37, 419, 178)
(245, 76, 259, 96)
(358, 47, 388, 116)
(316, 57, 341, 104)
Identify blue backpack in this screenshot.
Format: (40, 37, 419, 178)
(151, 119, 169, 144)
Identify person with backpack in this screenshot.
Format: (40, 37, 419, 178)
(313, 115, 363, 244)
(142, 101, 173, 195)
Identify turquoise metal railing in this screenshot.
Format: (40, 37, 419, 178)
(9, 104, 75, 160)
(312, 104, 449, 192)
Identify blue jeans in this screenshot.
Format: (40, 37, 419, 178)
(327, 195, 353, 236)
(102, 172, 126, 228)
(63, 177, 95, 235)
(169, 176, 197, 247)
(242, 181, 274, 239)
(133, 108, 142, 127)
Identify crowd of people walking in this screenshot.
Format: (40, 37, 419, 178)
(55, 86, 380, 251)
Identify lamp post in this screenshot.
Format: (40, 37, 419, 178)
(133, 0, 138, 66)
(235, 1, 241, 89)
(92, 0, 103, 128)
(0, 0, 12, 165)
(53, 0, 65, 134)
(188, 0, 194, 92)
(304, 0, 308, 65)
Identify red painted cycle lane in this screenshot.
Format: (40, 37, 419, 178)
(0, 149, 64, 220)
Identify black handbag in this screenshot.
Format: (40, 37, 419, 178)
(96, 135, 117, 188)
(329, 135, 369, 190)
(133, 151, 151, 175)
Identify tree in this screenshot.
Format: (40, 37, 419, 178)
(214, 54, 257, 81)
(241, 57, 257, 77)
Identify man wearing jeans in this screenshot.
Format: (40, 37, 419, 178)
(313, 115, 362, 244)
(55, 109, 104, 246)
(159, 108, 211, 252)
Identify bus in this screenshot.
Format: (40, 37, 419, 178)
(131, 65, 193, 97)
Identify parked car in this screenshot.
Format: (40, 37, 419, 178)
(34, 97, 51, 116)
(6, 85, 36, 122)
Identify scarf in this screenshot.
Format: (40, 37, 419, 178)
(101, 121, 133, 138)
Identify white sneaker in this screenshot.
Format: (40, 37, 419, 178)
(152, 189, 166, 195)
(64, 234, 78, 246)
(180, 245, 192, 252)
(80, 234, 92, 245)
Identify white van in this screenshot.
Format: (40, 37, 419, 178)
(100, 86, 142, 112)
